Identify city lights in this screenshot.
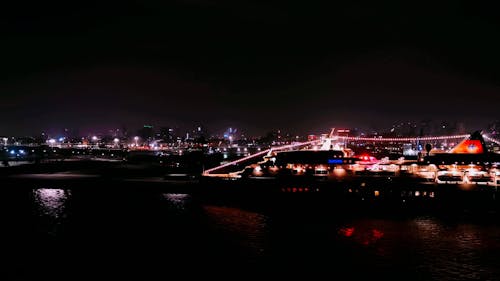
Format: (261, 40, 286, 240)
(340, 134, 469, 142)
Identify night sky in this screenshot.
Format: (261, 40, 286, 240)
(1, 1, 500, 136)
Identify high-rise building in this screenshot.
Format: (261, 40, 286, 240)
(159, 127, 175, 142)
(138, 125, 154, 142)
(193, 125, 208, 142)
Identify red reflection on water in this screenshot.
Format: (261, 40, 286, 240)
(339, 227, 355, 237)
(362, 229, 385, 245)
(339, 226, 384, 246)
(372, 229, 384, 240)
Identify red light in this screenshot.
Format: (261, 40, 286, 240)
(339, 227, 355, 237)
(372, 229, 384, 240)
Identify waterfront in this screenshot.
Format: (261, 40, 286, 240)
(1, 181, 499, 280)
(4, 1, 500, 279)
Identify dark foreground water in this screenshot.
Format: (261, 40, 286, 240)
(1, 184, 499, 280)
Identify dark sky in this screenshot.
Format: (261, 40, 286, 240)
(1, 1, 500, 136)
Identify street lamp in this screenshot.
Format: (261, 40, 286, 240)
(134, 136, 139, 147)
(113, 138, 120, 147)
(48, 139, 56, 147)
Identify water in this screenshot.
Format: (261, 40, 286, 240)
(0, 185, 499, 280)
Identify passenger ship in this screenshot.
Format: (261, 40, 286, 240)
(200, 131, 499, 204)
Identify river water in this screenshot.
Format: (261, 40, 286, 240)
(0, 185, 499, 280)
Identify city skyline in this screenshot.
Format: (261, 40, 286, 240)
(2, 119, 499, 142)
(2, 3, 500, 279)
(2, 2, 500, 135)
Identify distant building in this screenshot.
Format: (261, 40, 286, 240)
(138, 125, 154, 142)
(223, 127, 238, 142)
(159, 127, 175, 142)
(192, 125, 208, 142)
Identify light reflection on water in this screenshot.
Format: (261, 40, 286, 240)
(333, 217, 499, 280)
(162, 193, 191, 210)
(337, 225, 385, 246)
(14, 186, 500, 280)
(413, 218, 485, 280)
(203, 205, 269, 256)
(33, 188, 71, 219)
(32, 188, 71, 236)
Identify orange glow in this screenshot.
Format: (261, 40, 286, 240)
(333, 167, 346, 177)
(450, 140, 484, 154)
